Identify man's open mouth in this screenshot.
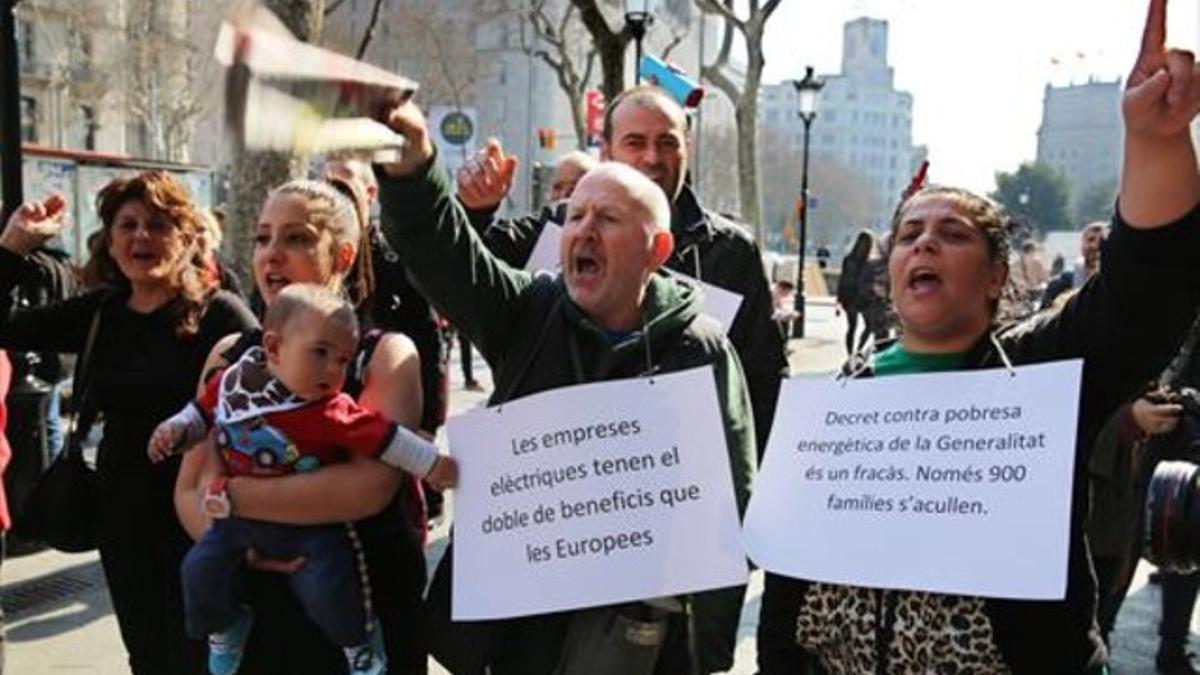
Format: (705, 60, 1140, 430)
(572, 252, 602, 277)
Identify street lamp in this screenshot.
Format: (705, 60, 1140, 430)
(624, 0, 655, 85)
(791, 65, 823, 339)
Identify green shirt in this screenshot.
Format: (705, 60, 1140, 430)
(873, 342, 966, 376)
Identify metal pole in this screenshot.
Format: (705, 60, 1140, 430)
(692, 13, 705, 195)
(524, 45, 535, 213)
(634, 35, 644, 84)
(1, 0, 23, 224)
(793, 114, 813, 339)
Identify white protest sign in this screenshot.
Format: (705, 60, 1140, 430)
(663, 269, 742, 333)
(743, 360, 1082, 600)
(524, 221, 563, 273)
(448, 367, 746, 620)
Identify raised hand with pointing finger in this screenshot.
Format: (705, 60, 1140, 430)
(1120, 0, 1200, 228)
(1124, 0, 1200, 138)
(456, 139, 519, 212)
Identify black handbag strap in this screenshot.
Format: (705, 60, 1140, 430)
(64, 301, 105, 461)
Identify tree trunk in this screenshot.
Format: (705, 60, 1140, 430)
(694, 0, 782, 246)
(570, 1, 629, 103)
(733, 37, 765, 242)
(568, 89, 588, 151)
(225, 0, 324, 287)
(734, 98, 762, 242)
(596, 33, 626, 103)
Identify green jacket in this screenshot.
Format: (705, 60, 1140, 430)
(379, 159, 756, 673)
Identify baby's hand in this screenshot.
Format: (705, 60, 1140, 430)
(147, 421, 184, 463)
(425, 455, 459, 491)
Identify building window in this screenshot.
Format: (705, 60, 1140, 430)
(824, 111, 836, 123)
(16, 20, 34, 63)
(19, 96, 37, 142)
(79, 105, 97, 150)
(69, 29, 93, 70)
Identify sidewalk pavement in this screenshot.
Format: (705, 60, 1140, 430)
(4, 298, 1193, 673)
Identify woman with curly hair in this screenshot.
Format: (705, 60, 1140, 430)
(0, 171, 258, 674)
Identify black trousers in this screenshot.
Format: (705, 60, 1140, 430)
(844, 309, 861, 355)
(459, 333, 475, 384)
(1160, 570, 1200, 646)
(1092, 555, 1123, 643)
(97, 462, 205, 675)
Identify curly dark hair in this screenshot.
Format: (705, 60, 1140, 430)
(889, 185, 1010, 263)
(84, 170, 213, 336)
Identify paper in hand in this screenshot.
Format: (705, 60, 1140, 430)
(215, 1, 419, 157)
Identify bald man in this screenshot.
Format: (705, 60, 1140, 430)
(375, 100, 755, 675)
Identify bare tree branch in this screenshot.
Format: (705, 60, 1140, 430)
(568, 0, 631, 99)
(694, 0, 744, 32)
(355, 0, 385, 59)
(324, 0, 348, 16)
(701, 5, 736, 95)
(519, 0, 597, 150)
(569, 0, 622, 40)
(694, 0, 784, 239)
(659, 32, 685, 61)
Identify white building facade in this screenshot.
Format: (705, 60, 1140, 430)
(1034, 78, 1123, 215)
(761, 17, 919, 225)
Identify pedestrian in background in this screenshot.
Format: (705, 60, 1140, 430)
(835, 230, 874, 355)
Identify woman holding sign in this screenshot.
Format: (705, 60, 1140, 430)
(761, 1, 1200, 673)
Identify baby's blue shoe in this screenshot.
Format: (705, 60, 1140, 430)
(208, 606, 254, 675)
(343, 621, 387, 675)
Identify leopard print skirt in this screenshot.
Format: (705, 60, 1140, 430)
(796, 583, 1011, 675)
